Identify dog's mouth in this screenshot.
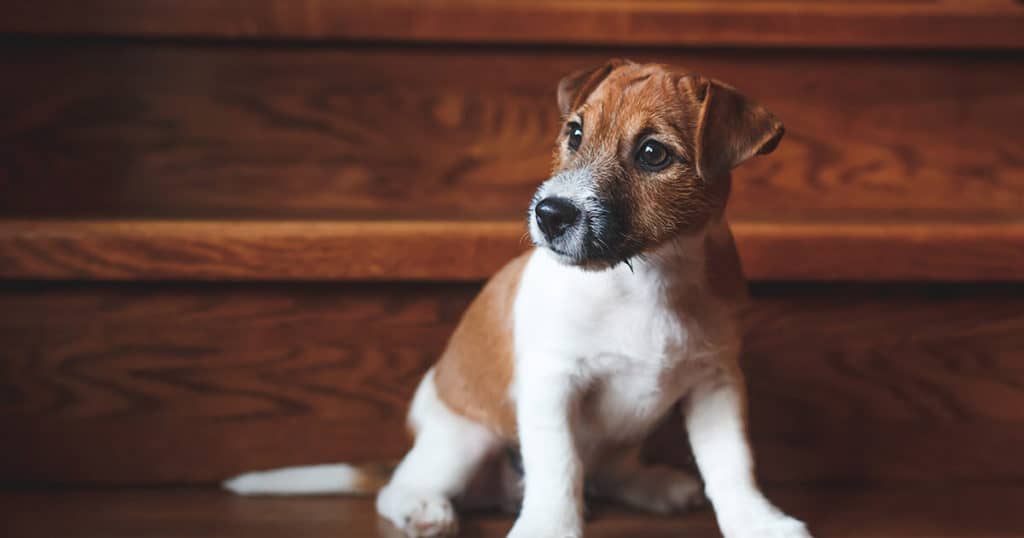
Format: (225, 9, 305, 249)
(545, 245, 573, 258)
(534, 225, 632, 271)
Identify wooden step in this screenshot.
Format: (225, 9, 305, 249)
(0, 220, 524, 282)
(2, 280, 1021, 485)
(1, 218, 1022, 281)
(3, 485, 1023, 537)
(3, 0, 1024, 49)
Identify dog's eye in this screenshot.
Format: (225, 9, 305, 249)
(637, 140, 671, 170)
(567, 121, 583, 151)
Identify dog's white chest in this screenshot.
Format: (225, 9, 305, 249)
(513, 248, 722, 444)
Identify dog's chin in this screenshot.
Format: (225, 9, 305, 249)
(529, 222, 633, 271)
(538, 243, 626, 272)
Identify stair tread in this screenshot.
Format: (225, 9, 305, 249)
(1, 218, 1022, 281)
(2, 485, 1022, 537)
(3, 0, 1023, 49)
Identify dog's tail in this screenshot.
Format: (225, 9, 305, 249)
(223, 462, 394, 496)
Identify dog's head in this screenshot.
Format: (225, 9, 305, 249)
(528, 60, 784, 269)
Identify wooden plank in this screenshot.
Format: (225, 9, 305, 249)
(2, 0, 1023, 49)
(0, 220, 528, 281)
(733, 220, 1024, 282)
(1, 44, 1023, 223)
(1, 283, 1022, 484)
(1, 219, 1023, 282)
(3, 486, 1024, 538)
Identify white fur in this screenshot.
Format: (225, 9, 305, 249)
(224, 463, 371, 495)
(376, 369, 501, 537)
(502, 220, 810, 537)
(686, 380, 810, 538)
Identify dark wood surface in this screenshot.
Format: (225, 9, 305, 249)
(2, 42, 1022, 224)
(3, 0, 1024, 49)
(3, 485, 1024, 537)
(2, 0, 1023, 518)
(2, 219, 1024, 281)
(2, 282, 1022, 485)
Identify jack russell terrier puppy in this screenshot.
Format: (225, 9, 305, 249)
(226, 59, 811, 538)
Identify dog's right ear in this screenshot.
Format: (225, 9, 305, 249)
(557, 59, 628, 116)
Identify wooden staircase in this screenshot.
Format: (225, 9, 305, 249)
(1, 1, 1023, 536)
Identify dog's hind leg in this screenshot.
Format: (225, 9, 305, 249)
(587, 444, 705, 515)
(377, 368, 501, 537)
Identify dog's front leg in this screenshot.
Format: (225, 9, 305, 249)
(507, 362, 583, 538)
(685, 366, 812, 538)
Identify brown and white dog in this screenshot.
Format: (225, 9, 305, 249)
(226, 60, 811, 538)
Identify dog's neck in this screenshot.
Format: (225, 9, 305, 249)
(633, 229, 710, 282)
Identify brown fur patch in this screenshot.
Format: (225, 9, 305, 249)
(704, 222, 750, 304)
(432, 251, 532, 441)
(351, 462, 397, 493)
(557, 59, 627, 117)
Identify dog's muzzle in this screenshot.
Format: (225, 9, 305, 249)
(528, 173, 628, 268)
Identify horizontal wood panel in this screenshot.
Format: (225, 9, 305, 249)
(1, 43, 1022, 223)
(4, 486, 1024, 538)
(2, 219, 1023, 282)
(1, 282, 1022, 485)
(0, 220, 527, 282)
(2, 1, 1023, 49)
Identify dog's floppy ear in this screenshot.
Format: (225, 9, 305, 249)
(557, 59, 628, 116)
(681, 75, 784, 181)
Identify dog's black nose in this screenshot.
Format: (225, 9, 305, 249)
(535, 197, 580, 241)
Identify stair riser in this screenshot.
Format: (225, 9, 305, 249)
(1, 282, 1021, 485)
(2, 42, 1022, 222)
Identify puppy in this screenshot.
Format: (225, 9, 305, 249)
(226, 60, 811, 538)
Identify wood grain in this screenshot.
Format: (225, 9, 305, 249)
(0, 220, 529, 281)
(3, 486, 1024, 538)
(2, 219, 1023, 281)
(1, 282, 1022, 485)
(2, 0, 1023, 49)
(1, 43, 1022, 222)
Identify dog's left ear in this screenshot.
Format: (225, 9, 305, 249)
(557, 59, 629, 116)
(680, 75, 784, 181)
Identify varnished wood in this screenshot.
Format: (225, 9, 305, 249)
(1, 44, 1022, 223)
(733, 220, 1024, 281)
(0, 220, 528, 281)
(1, 1, 1022, 504)
(2, 485, 1024, 537)
(1, 219, 1022, 281)
(2, 1, 1024, 49)
(1, 282, 1022, 484)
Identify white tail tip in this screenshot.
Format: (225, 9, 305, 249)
(223, 463, 379, 496)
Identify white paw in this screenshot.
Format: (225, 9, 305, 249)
(507, 525, 581, 538)
(721, 515, 812, 538)
(377, 486, 459, 537)
(507, 515, 581, 538)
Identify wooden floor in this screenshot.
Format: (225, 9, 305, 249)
(2, 485, 1023, 537)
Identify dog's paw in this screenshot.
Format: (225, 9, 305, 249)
(507, 525, 581, 538)
(506, 514, 581, 538)
(376, 486, 458, 537)
(720, 515, 812, 538)
(608, 466, 705, 514)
